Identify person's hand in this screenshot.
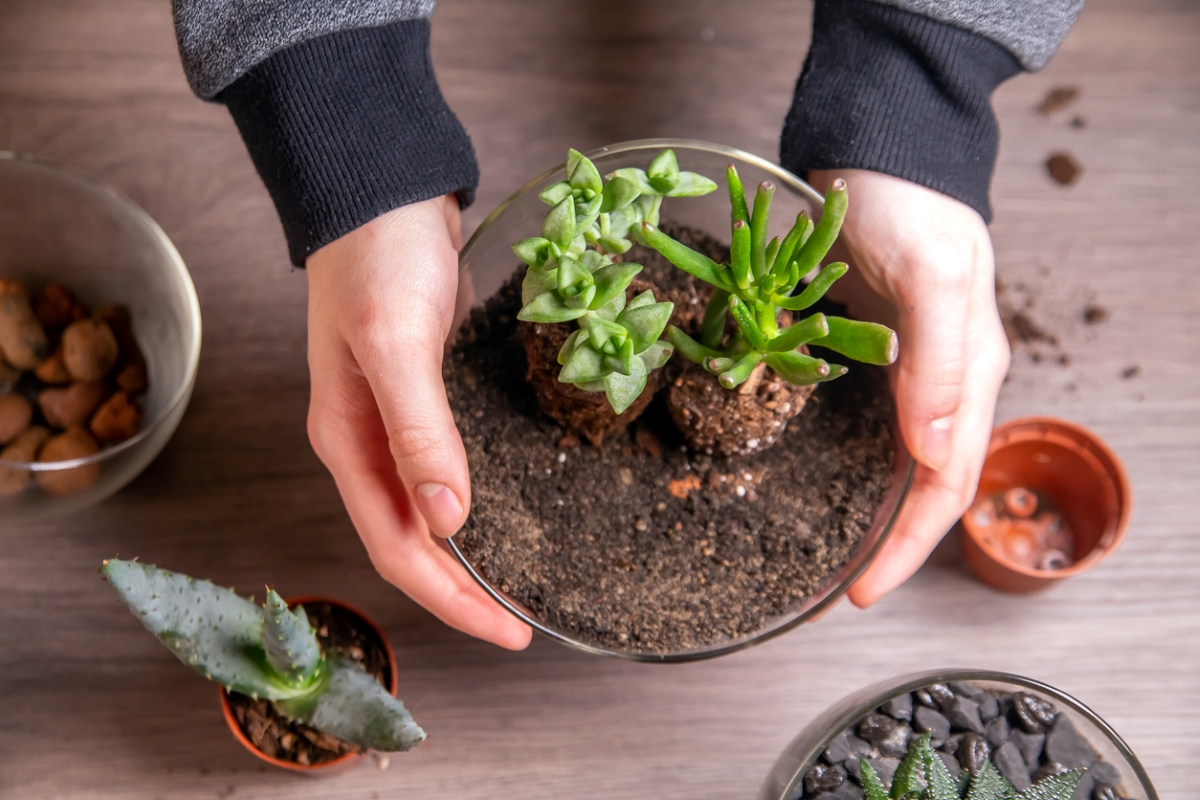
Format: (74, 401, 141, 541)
(306, 195, 532, 650)
(807, 170, 1011, 607)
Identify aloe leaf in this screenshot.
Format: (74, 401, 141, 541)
(590, 263, 642, 310)
(791, 178, 848, 277)
(1017, 769, 1085, 800)
(965, 761, 1014, 800)
(770, 212, 813, 279)
(559, 343, 609, 384)
(518, 290, 588, 323)
(603, 356, 648, 413)
(102, 559, 307, 700)
(772, 262, 849, 310)
(618, 300, 674, 353)
(666, 171, 718, 197)
(860, 760, 891, 800)
(567, 148, 603, 194)
(728, 295, 766, 352)
(538, 181, 573, 206)
(542, 195, 576, 249)
(749, 181, 775, 280)
(890, 732, 930, 799)
(638, 340, 674, 371)
(730, 219, 752, 289)
(668, 325, 721, 364)
(924, 743, 961, 800)
(700, 289, 730, 349)
(640, 223, 733, 291)
(521, 266, 558, 306)
(718, 351, 763, 389)
(726, 163, 749, 224)
(767, 313, 829, 352)
(274, 653, 425, 753)
(261, 590, 322, 685)
(810, 316, 899, 365)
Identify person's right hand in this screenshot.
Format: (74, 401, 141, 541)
(306, 195, 532, 651)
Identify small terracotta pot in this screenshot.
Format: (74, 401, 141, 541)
(962, 416, 1132, 592)
(218, 596, 398, 774)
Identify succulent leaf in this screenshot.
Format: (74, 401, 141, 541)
(860, 759, 891, 800)
(102, 559, 311, 700)
(718, 351, 763, 389)
(557, 329, 584, 365)
(513, 237, 552, 267)
(771, 211, 813, 279)
(811, 317, 900, 365)
(727, 296, 767, 351)
(964, 760, 1015, 800)
(668, 325, 722, 365)
(890, 732, 930, 799)
(607, 167, 654, 194)
(556, 254, 595, 299)
(773, 261, 849, 311)
(521, 266, 558, 306)
(617, 300, 674, 353)
(924, 741, 961, 800)
(730, 219, 752, 288)
(764, 350, 846, 385)
(261, 589, 322, 685)
(749, 181, 775, 280)
(638, 340, 674, 370)
(647, 149, 680, 193)
(590, 263, 643, 310)
(667, 171, 719, 197)
(700, 289, 730, 349)
(518, 290, 588, 323)
(767, 313, 829, 352)
(559, 342, 608, 384)
(726, 163, 750, 224)
(274, 653, 425, 753)
(567, 149, 604, 194)
(790, 178, 848, 277)
(1015, 770, 1085, 800)
(538, 181, 573, 206)
(584, 315, 629, 355)
(601, 175, 641, 212)
(542, 196, 576, 249)
(603, 356, 648, 414)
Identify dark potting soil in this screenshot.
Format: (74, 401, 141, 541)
(447, 224, 897, 654)
(797, 681, 1130, 800)
(225, 602, 391, 766)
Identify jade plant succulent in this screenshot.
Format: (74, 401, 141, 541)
(514, 148, 716, 413)
(862, 733, 1084, 800)
(102, 558, 424, 753)
(640, 168, 898, 390)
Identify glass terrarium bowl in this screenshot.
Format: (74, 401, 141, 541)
(0, 153, 201, 523)
(449, 139, 914, 662)
(759, 668, 1159, 800)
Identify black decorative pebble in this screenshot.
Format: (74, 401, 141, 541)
(937, 750, 963, 780)
(993, 740, 1033, 791)
(914, 705, 951, 745)
(844, 756, 900, 786)
(985, 715, 1011, 748)
(1045, 713, 1099, 769)
(881, 693, 913, 722)
(1012, 691, 1057, 733)
(805, 763, 846, 795)
(950, 681, 984, 698)
(824, 730, 871, 765)
(957, 732, 990, 774)
(1009, 729, 1046, 768)
(949, 697, 986, 734)
(1089, 762, 1121, 787)
(858, 713, 899, 745)
(977, 692, 1000, 722)
(813, 781, 864, 800)
(877, 725, 911, 759)
(915, 688, 935, 707)
(927, 683, 956, 711)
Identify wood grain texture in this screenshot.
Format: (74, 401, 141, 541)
(0, 0, 1197, 796)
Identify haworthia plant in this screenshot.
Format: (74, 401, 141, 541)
(858, 731, 1085, 800)
(514, 148, 716, 413)
(102, 559, 425, 753)
(640, 167, 899, 390)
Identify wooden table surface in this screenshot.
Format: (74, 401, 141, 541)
(1, 0, 1197, 796)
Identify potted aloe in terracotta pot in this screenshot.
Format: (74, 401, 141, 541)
(103, 559, 423, 772)
(446, 140, 913, 661)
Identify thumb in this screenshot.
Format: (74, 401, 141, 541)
(894, 259, 971, 471)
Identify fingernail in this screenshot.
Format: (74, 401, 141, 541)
(415, 482, 464, 536)
(921, 416, 954, 471)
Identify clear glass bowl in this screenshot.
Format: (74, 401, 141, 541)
(758, 668, 1159, 800)
(0, 153, 201, 523)
(448, 139, 914, 661)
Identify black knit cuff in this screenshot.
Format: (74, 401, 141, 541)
(220, 19, 479, 266)
(781, 0, 1021, 222)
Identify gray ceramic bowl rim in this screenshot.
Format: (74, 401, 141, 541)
(0, 151, 202, 471)
(766, 667, 1159, 800)
(447, 138, 916, 662)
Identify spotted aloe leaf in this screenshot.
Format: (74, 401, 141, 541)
(261, 589, 322, 685)
(924, 742, 961, 800)
(1014, 770, 1084, 800)
(891, 732, 930, 799)
(860, 759, 891, 800)
(964, 760, 1015, 800)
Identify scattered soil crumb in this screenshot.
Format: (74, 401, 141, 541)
(1083, 305, 1109, 324)
(1038, 85, 1081, 115)
(1121, 365, 1141, 380)
(1046, 152, 1082, 185)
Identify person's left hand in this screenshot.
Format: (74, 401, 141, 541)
(807, 169, 1011, 607)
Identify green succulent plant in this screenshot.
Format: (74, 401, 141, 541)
(859, 732, 1085, 800)
(513, 148, 716, 413)
(640, 167, 899, 390)
(102, 559, 425, 753)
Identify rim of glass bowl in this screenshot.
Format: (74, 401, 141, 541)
(766, 668, 1159, 800)
(447, 138, 916, 662)
(0, 151, 202, 472)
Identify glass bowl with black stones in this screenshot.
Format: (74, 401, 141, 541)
(446, 139, 914, 662)
(759, 668, 1158, 800)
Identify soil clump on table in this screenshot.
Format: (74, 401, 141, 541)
(225, 602, 391, 766)
(448, 223, 897, 654)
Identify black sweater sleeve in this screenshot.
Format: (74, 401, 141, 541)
(219, 19, 478, 266)
(781, 0, 1022, 222)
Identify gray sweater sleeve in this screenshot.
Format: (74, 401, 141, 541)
(870, 0, 1084, 70)
(172, 0, 435, 99)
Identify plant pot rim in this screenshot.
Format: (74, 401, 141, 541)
(758, 667, 1159, 800)
(218, 595, 398, 774)
(450, 138, 916, 662)
(962, 415, 1132, 584)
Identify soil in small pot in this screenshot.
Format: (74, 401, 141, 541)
(799, 680, 1132, 800)
(447, 222, 897, 654)
(225, 602, 392, 767)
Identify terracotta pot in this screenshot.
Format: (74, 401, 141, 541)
(218, 596, 398, 774)
(961, 416, 1132, 592)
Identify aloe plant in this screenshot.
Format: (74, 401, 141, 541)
(513, 148, 716, 413)
(640, 167, 899, 390)
(102, 559, 425, 753)
(859, 732, 1085, 800)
